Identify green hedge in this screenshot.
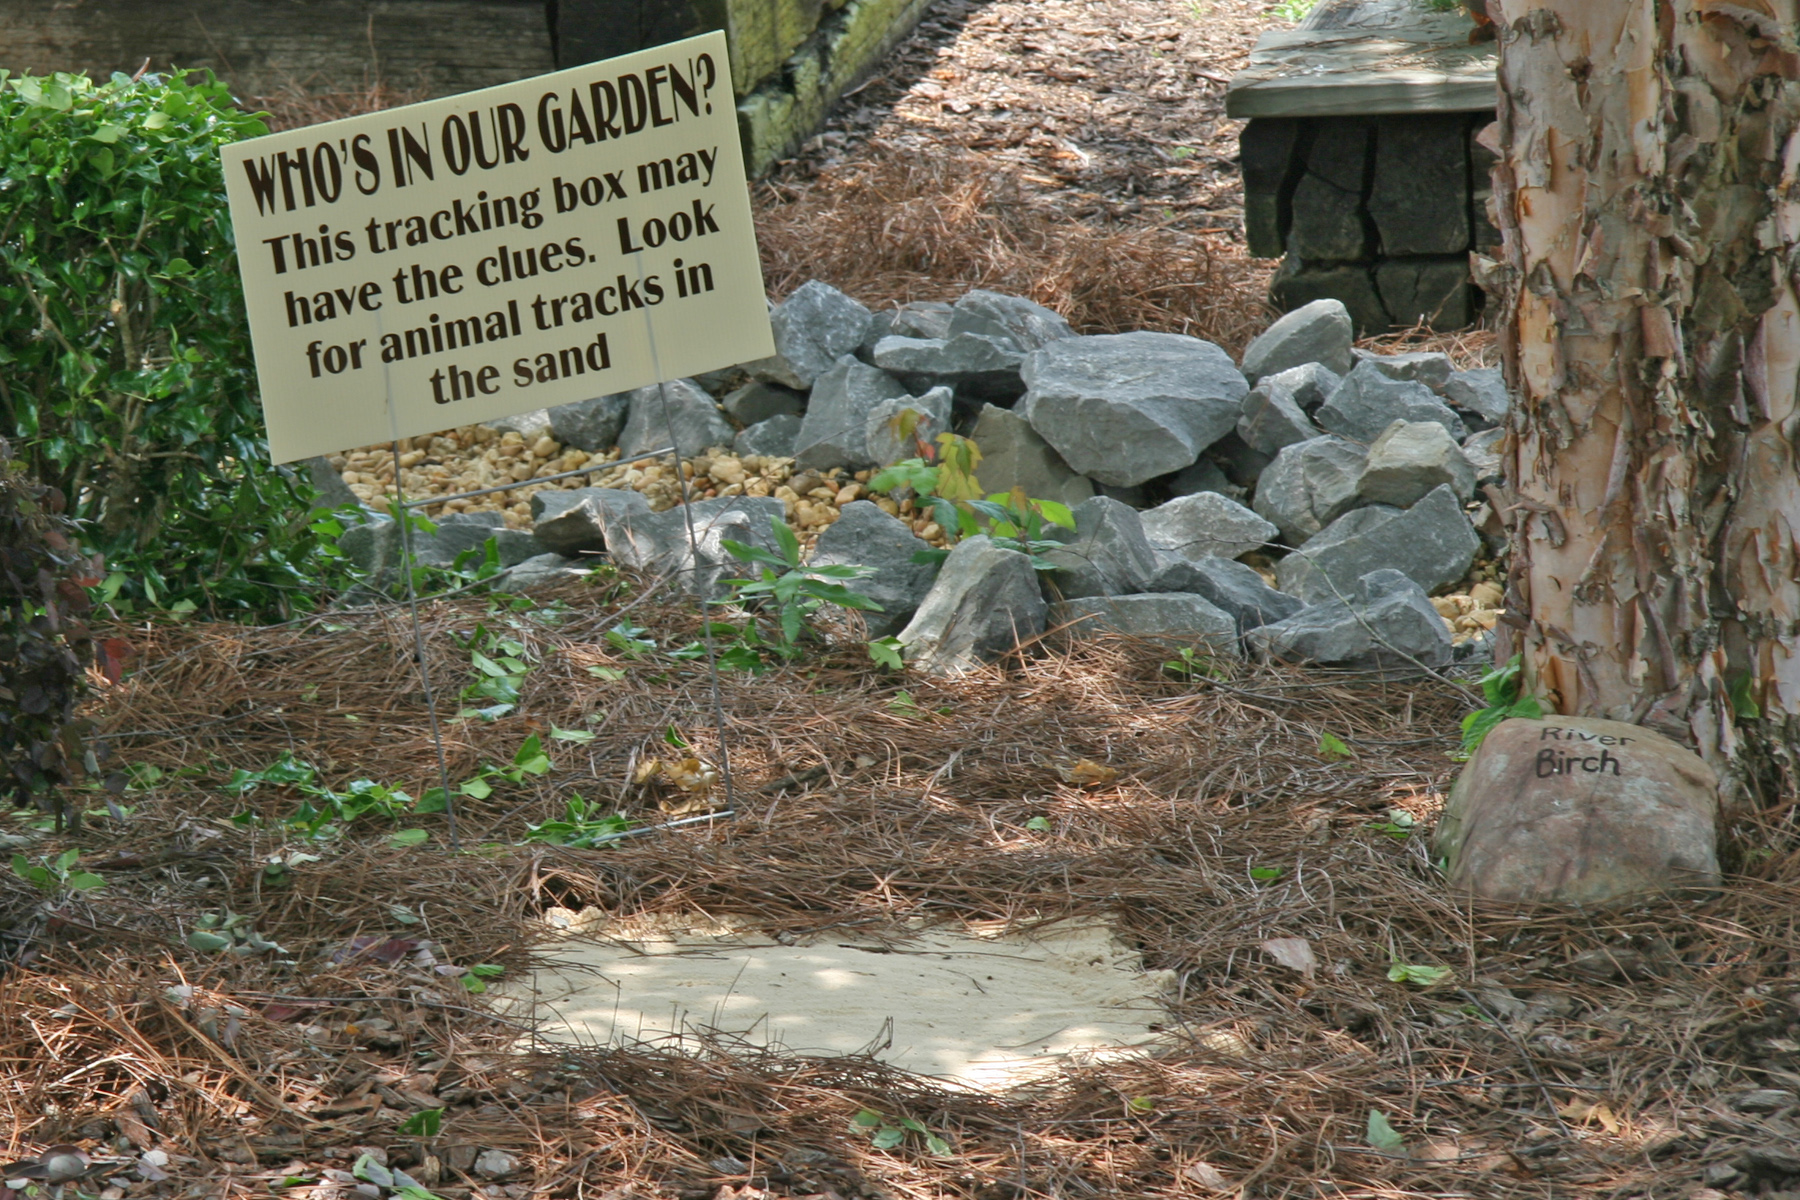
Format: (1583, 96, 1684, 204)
(0, 70, 327, 618)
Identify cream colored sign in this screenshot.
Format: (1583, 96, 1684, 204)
(222, 31, 772, 463)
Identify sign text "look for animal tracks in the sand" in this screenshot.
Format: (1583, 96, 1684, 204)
(222, 31, 773, 463)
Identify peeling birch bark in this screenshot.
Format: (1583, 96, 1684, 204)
(1489, 0, 1800, 802)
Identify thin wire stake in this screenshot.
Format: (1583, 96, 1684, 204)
(388, 439, 461, 850)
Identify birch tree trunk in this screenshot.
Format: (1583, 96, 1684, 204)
(1487, 0, 1800, 803)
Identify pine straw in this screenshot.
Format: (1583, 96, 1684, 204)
(755, 144, 1277, 356)
(4, 585, 1798, 1198)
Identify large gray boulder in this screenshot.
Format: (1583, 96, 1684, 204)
(1356, 419, 1476, 507)
(947, 289, 1075, 351)
(605, 495, 790, 598)
(865, 387, 954, 468)
(1051, 593, 1240, 656)
(548, 393, 630, 452)
(1444, 367, 1509, 429)
(494, 552, 588, 593)
(1041, 496, 1160, 599)
(617, 380, 735, 458)
(530, 487, 653, 557)
(1356, 350, 1453, 392)
(721, 381, 804, 426)
(1019, 332, 1249, 487)
(897, 536, 1048, 675)
(748, 281, 872, 389)
(1147, 555, 1303, 634)
(1315, 360, 1467, 444)
(1247, 569, 1452, 669)
(733, 413, 803, 459)
(1239, 299, 1355, 382)
(870, 333, 1027, 402)
(1252, 435, 1369, 547)
(808, 501, 938, 638)
(1138, 492, 1277, 562)
(968, 404, 1095, 509)
(1237, 366, 1329, 455)
(1275, 484, 1479, 603)
(792, 356, 909, 472)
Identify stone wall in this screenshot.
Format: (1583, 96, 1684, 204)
(1239, 111, 1499, 335)
(0, 0, 931, 175)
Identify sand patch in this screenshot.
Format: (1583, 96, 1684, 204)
(516, 913, 1177, 1091)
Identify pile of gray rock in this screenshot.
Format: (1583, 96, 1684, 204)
(347, 284, 1509, 675)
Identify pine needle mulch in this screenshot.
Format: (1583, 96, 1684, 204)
(4, 579, 1799, 1200)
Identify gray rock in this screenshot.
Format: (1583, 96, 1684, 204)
(1315, 359, 1467, 444)
(968, 404, 1095, 509)
(338, 518, 405, 580)
(866, 387, 954, 468)
(947, 289, 1074, 351)
(1019, 332, 1249, 487)
(617, 379, 735, 458)
(1252, 435, 1369, 547)
(427, 512, 545, 569)
(1239, 298, 1355, 382)
(1356, 419, 1476, 507)
(1204, 431, 1274, 488)
(733, 413, 803, 458)
(494, 552, 587, 593)
(547, 393, 630, 452)
(484, 407, 553, 442)
(1041, 496, 1159, 599)
(1163, 458, 1241, 501)
(721, 381, 804, 426)
(1147, 555, 1303, 634)
(890, 299, 957, 341)
(897, 536, 1048, 675)
(1354, 349, 1453, 392)
(871, 333, 1027, 402)
(1139, 492, 1277, 562)
(748, 281, 872, 389)
(1445, 367, 1509, 429)
(1247, 568, 1453, 669)
(1275, 484, 1480, 603)
(530, 487, 652, 557)
(1237, 370, 1327, 455)
(792, 356, 910, 472)
(1051, 592, 1240, 655)
(808, 501, 937, 638)
(605, 495, 790, 598)
(303, 456, 361, 510)
(1454, 627, 1497, 663)
(1462, 427, 1504, 486)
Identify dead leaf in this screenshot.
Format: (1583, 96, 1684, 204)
(1556, 1098, 1622, 1133)
(1059, 759, 1118, 787)
(1261, 937, 1318, 979)
(1182, 1161, 1232, 1191)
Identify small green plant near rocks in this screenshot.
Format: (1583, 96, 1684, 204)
(455, 623, 534, 721)
(525, 794, 632, 848)
(226, 754, 441, 842)
(10, 848, 105, 894)
(723, 516, 884, 656)
(851, 1108, 952, 1156)
(1458, 654, 1542, 758)
(869, 434, 1076, 569)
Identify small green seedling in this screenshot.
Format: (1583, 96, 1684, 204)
(1249, 865, 1284, 883)
(723, 517, 883, 655)
(851, 1108, 951, 1155)
(460, 963, 505, 994)
(397, 1108, 443, 1137)
(11, 849, 104, 894)
(526, 795, 632, 848)
(1459, 654, 1543, 757)
(187, 909, 286, 955)
(1025, 816, 1053, 833)
(868, 636, 905, 671)
(1366, 1109, 1406, 1152)
(1387, 962, 1453, 988)
(1318, 732, 1354, 760)
(1365, 809, 1417, 840)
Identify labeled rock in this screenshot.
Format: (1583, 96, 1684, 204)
(1433, 716, 1721, 907)
(1252, 435, 1369, 547)
(1275, 484, 1480, 603)
(947, 289, 1075, 351)
(617, 379, 736, 458)
(733, 413, 803, 458)
(808, 501, 937, 638)
(1148, 555, 1304, 634)
(865, 387, 953, 468)
(1051, 592, 1240, 655)
(871, 333, 1027, 403)
(749, 281, 872, 389)
(1020, 332, 1249, 487)
(1237, 368, 1327, 455)
(548, 393, 630, 452)
(1445, 367, 1509, 429)
(968, 404, 1095, 509)
(530, 487, 652, 557)
(1041, 496, 1160, 599)
(1239, 298, 1355, 382)
(1356, 350, 1453, 392)
(721, 381, 804, 426)
(1356, 419, 1476, 507)
(1247, 568, 1452, 669)
(792, 356, 909, 472)
(494, 552, 587, 593)
(1315, 360, 1467, 444)
(897, 536, 1048, 675)
(1138, 492, 1277, 562)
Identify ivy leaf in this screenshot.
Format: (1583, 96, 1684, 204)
(1366, 1110, 1406, 1152)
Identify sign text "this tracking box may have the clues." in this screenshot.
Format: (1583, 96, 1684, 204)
(223, 31, 773, 462)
